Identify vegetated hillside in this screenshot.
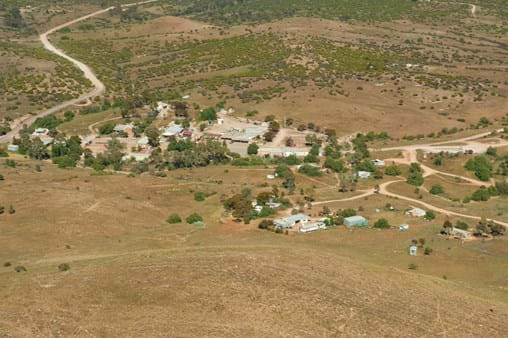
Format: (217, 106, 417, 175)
(172, 0, 508, 24)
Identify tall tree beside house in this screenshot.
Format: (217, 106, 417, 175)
(144, 126, 160, 147)
(27, 138, 49, 160)
(247, 143, 259, 155)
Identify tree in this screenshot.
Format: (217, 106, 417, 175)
(298, 164, 322, 177)
(27, 138, 49, 160)
(384, 163, 401, 176)
(144, 126, 160, 147)
(429, 184, 444, 195)
(166, 214, 182, 224)
(324, 158, 344, 173)
(99, 123, 115, 135)
(5, 7, 24, 28)
(465, 155, 492, 181)
(198, 107, 217, 121)
(263, 131, 275, 142)
(424, 211, 436, 221)
(247, 143, 259, 155)
(374, 218, 390, 229)
(407, 163, 424, 186)
(186, 213, 203, 224)
(269, 120, 280, 133)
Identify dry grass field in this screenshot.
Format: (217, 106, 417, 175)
(1, 158, 507, 336)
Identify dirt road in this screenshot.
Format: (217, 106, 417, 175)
(0, 0, 160, 144)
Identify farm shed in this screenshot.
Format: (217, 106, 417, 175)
(344, 215, 368, 227)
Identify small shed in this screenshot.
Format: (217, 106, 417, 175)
(399, 224, 409, 231)
(356, 171, 371, 179)
(409, 245, 418, 256)
(7, 144, 19, 152)
(274, 213, 310, 229)
(344, 215, 368, 227)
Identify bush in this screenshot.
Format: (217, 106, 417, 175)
(407, 163, 424, 186)
(424, 210, 436, 220)
(429, 184, 444, 195)
(455, 220, 469, 230)
(166, 214, 182, 224)
(340, 208, 356, 218)
(14, 265, 27, 273)
(194, 191, 206, 201)
(408, 263, 418, 270)
(0, 174, 4, 180)
(247, 143, 259, 155)
(258, 219, 273, 229)
(298, 164, 322, 176)
(186, 213, 203, 224)
(424, 247, 433, 255)
(98, 123, 115, 135)
(373, 218, 390, 229)
(58, 263, 71, 272)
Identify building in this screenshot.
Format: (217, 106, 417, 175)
(299, 221, 326, 233)
(122, 152, 151, 162)
(181, 130, 193, 138)
(7, 144, 19, 152)
(356, 171, 371, 179)
(399, 224, 409, 231)
(221, 126, 267, 143)
(344, 215, 368, 227)
(450, 227, 473, 240)
(372, 159, 385, 167)
(273, 213, 310, 229)
(409, 245, 418, 256)
(161, 124, 184, 138)
(33, 128, 49, 136)
(406, 207, 426, 217)
(258, 147, 310, 157)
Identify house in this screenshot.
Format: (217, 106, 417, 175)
(161, 124, 184, 138)
(273, 213, 310, 229)
(266, 201, 281, 209)
(156, 101, 171, 119)
(344, 215, 368, 227)
(221, 126, 267, 143)
(406, 207, 426, 217)
(258, 147, 310, 157)
(7, 144, 19, 152)
(33, 128, 49, 136)
(409, 245, 418, 256)
(114, 124, 133, 135)
(399, 224, 409, 231)
(137, 136, 149, 147)
(356, 171, 371, 179)
(299, 221, 326, 233)
(372, 159, 385, 167)
(122, 152, 151, 162)
(450, 227, 473, 240)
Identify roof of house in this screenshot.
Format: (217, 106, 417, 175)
(221, 126, 267, 142)
(344, 215, 367, 223)
(162, 124, 184, 137)
(408, 207, 426, 215)
(274, 213, 309, 228)
(114, 124, 133, 132)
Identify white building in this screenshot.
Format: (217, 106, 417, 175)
(356, 171, 371, 179)
(406, 207, 426, 217)
(273, 213, 310, 229)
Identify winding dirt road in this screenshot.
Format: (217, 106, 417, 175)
(0, 0, 159, 144)
(316, 129, 508, 227)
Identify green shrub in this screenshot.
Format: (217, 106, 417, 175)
(373, 218, 390, 229)
(424, 210, 435, 220)
(194, 191, 206, 201)
(166, 214, 182, 224)
(429, 184, 444, 195)
(186, 213, 203, 224)
(58, 263, 71, 271)
(298, 164, 322, 176)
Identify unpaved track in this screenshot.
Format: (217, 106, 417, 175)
(0, 0, 160, 144)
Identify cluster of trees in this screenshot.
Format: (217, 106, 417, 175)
(275, 164, 296, 193)
(223, 188, 280, 224)
(166, 213, 203, 224)
(4, 7, 24, 29)
(407, 163, 424, 186)
(465, 155, 492, 181)
(51, 136, 83, 168)
(164, 139, 229, 169)
(84, 138, 124, 171)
